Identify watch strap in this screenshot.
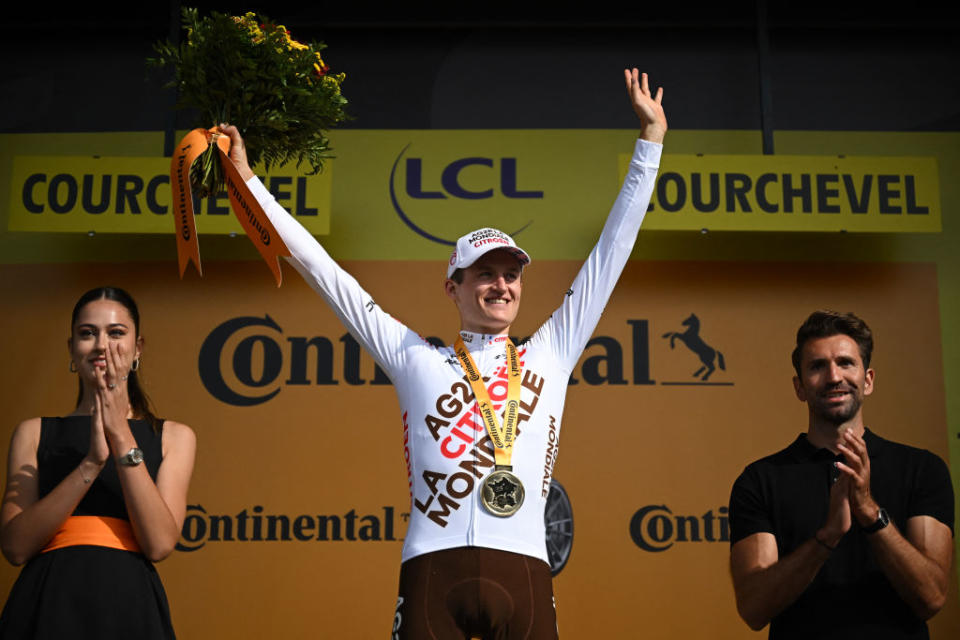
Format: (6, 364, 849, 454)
(863, 507, 890, 534)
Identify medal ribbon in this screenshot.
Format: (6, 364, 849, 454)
(170, 127, 291, 286)
(454, 336, 522, 468)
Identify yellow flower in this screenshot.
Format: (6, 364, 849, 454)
(320, 72, 345, 93)
(233, 13, 264, 43)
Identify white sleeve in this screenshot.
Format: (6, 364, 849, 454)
(531, 138, 661, 371)
(246, 177, 412, 376)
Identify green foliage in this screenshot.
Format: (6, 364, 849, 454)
(148, 7, 348, 197)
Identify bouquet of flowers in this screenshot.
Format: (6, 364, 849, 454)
(149, 7, 348, 197)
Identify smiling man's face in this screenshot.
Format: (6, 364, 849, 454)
(793, 333, 875, 426)
(445, 249, 523, 336)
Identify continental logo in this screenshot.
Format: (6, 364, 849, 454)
(458, 348, 481, 382)
(661, 313, 728, 384)
(226, 173, 271, 245)
(174, 144, 192, 241)
(388, 144, 541, 245)
(505, 400, 519, 435)
(8, 154, 331, 234)
(480, 401, 505, 449)
(176, 505, 405, 552)
(198, 314, 395, 406)
(621, 153, 941, 232)
(198, 316, 733, 406)
(507, 344, 521, 378)
(629, 505, 729, 552)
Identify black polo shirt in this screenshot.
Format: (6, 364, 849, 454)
(729, 429, 954, 639)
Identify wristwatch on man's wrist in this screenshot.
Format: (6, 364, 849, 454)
(118, 447, 144, 466)
(862, 507, 890, 534)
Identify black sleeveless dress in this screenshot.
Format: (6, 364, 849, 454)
(0, 417, 176, 639)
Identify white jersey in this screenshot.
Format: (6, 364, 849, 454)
(250, 138, 662, 564)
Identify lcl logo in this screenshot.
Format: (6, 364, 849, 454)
(389, 144, 543, 245)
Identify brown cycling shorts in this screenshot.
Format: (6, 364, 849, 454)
(391, 546, 558, 640)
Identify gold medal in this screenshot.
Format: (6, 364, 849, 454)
(481, 467, 525, 517)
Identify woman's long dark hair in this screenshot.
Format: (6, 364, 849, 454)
(72, 287, 160, 431)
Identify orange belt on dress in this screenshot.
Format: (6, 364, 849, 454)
(42, 516, 141, 553)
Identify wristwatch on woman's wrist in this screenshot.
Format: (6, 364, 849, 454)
(118, 448, 144, 466)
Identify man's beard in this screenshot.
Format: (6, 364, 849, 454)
(814, 388, 863, 425)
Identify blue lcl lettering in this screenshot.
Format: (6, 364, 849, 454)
(405, 157, 543, 200)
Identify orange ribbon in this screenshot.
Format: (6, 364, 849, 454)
(42, 516, 142, 554)
(170, 127, 291, 286)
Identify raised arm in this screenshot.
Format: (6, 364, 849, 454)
(534, 70, 665, 367)
(218, 124, 412, 375)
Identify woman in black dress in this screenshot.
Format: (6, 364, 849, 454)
(0, 287, 196, 639)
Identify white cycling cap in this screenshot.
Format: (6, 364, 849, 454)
(446, 228, 531, 278)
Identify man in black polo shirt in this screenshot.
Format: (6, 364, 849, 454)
(729, 310, 954, 639)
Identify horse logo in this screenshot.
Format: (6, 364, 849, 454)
(662, 313, 726, 381)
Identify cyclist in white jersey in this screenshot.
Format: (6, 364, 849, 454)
(221, 68, 666, 639)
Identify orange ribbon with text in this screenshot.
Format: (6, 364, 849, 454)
(170, 128, 290, 286)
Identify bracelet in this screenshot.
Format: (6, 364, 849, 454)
(815, 533, 836, 552)
(78, 463, 94, 484)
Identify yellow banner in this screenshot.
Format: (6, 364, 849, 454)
(8, 154, 332, 234)
(3, 132, 942, 245)
(624, 153, 941, 232)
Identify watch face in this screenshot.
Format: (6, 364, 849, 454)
(122, 448, 144, 465)
(865, 507, 890, 533)
(878, 508, 890, 526)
